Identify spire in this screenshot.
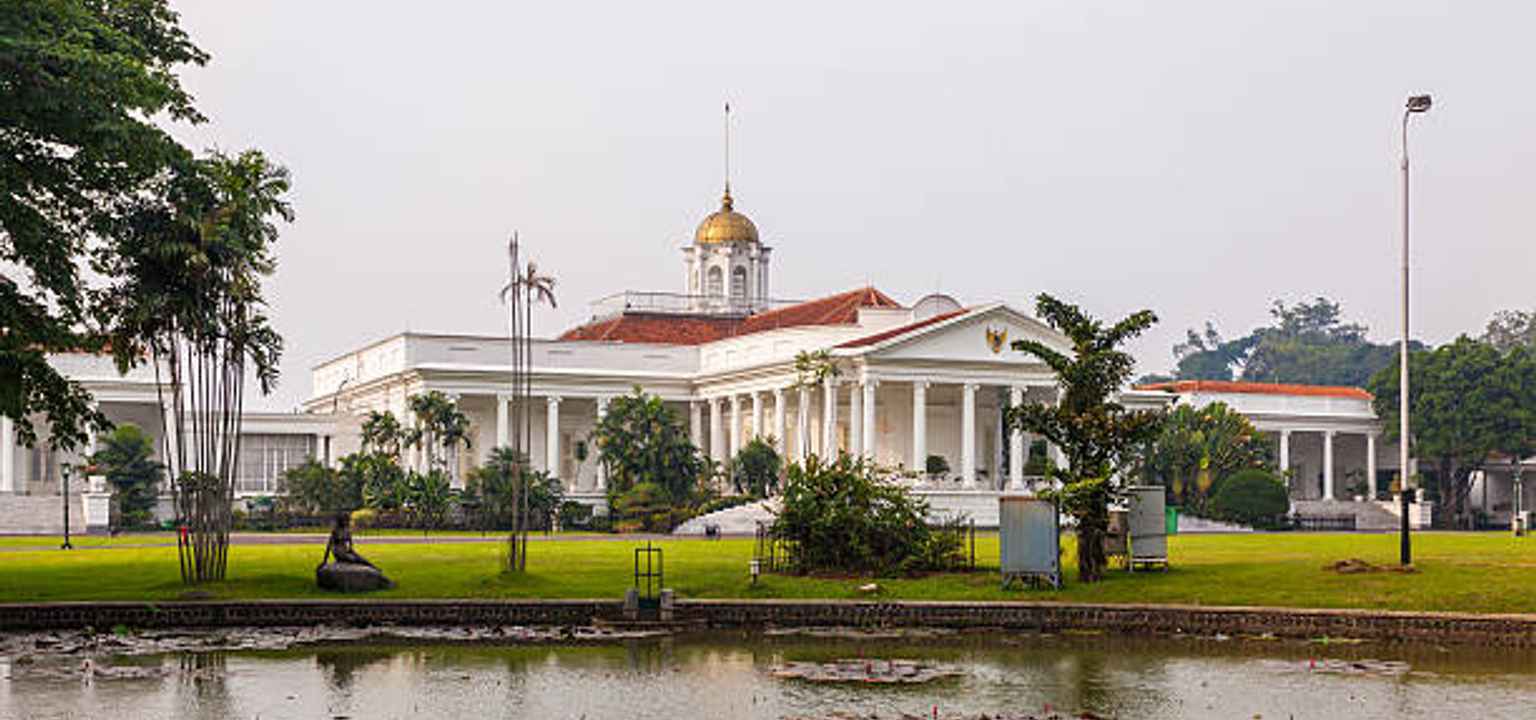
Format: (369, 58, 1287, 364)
(722, 101, 732, 209)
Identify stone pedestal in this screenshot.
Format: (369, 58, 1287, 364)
(316, 563, 395, 593)
(82, 492, 111, 533)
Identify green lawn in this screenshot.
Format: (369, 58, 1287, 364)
(3, 532, 1534, 613)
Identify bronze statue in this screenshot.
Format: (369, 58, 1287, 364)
(316, 512, 393, 592)
(319, 512, 376, 569)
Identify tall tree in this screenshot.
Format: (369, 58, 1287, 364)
(1369, 337, 1508, 528)
(97, 149, 291, 583)
(1482, 309, 1536, 353)
(592, 388, 704, 502)
(360, 411, 406, 460)
(1163, 297, 1415, 388)
(1486, 345, 1536, 492)
(88, 423, 165, 531)
(405, 391, 471, 474)
(2, 0, 206, 450)
(1006, 294, 1166, 582)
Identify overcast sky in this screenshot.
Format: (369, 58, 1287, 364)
(166, 0, 1535, 411)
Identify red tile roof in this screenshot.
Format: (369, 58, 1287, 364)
(1135, 380, 1373, 400)
(557, 287, 904, 346)
(836, 308, 969, 349)
(556, 314, 741, 344)
(738, 287, 901, 335)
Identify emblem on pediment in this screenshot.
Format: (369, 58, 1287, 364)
(985, 326, 1008, 354)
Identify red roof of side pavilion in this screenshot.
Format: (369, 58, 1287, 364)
(1135, 380, 1373, 400)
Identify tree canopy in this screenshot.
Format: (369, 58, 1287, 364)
(2, 0, 207, 450)
(591, 388, 704, 501)
(1135, 401, 1273, 513)
(1369, 336, 1536, 527)
(1482, 309, 1536, 353)
(1162, 297, 1416, 388)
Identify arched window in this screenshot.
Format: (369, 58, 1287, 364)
(706, 266, 724, 297)
(731, 266, 748, 303)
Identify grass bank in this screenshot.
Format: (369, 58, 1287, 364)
(2, 532, 1534, 614)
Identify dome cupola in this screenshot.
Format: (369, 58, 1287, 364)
(693, 188, 759, 245)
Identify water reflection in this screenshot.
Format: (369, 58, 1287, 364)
(5, 632, 1536, 719)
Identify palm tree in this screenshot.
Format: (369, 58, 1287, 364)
(498, 237, 557, 572)
(99, 149, 292, 583)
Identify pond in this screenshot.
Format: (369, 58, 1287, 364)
(4, 629, 1535, 719)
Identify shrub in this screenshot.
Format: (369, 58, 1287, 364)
(88, 424, 164, 531)
(772, 453, 953, 576)
(611, 482, 685, 533)
(730, 437, 781, 496)
(278, 459, 364, 516)
(925, 454, 950, 477)
(558, 501, 592, 529)
(350, 508, 378, 530)
(1211, 469, 1290, 528)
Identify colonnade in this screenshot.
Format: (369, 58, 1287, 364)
(697, 378, 1046, 492)
(1277, 428, 1380, 500)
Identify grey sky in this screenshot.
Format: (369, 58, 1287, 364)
(166, 0, 1535, 410)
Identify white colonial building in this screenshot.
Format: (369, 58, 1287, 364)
(5, 184, 1509, 532)
(302, 187, 1165, 525)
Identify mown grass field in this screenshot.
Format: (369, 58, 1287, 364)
(2, 531, 1534, 613)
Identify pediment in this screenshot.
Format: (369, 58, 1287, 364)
(858, 305, 1069, 364)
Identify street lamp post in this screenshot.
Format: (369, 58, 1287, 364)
(60, 463, 74, 550)
(1399, 93, 1431, 566)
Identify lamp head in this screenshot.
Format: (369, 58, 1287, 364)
(1406, 95, 1433, 113)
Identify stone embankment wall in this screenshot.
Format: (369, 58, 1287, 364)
(3, 599, 1535, 647)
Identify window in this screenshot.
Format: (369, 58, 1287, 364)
(706, 266, 724, 297)
(237, 434, 315, 495)
(731, 266, 748, 303)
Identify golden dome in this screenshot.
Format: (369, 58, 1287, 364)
(694, 189, 759, 245)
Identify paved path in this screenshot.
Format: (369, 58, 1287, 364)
(0, 532, 752, 553)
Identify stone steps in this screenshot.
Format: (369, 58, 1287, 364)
(672, 499, 778, 536)
(1291, 499, 1402, 531)
(0, 494, 68, 534)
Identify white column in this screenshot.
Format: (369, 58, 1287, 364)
(709, 397, 725, 465)
(751, 392, 763, 441)
(1323, 430, 1336, 500)
(1279, 430, 1291, 475)
(911, 382, 928, 472)
(495, 392, 510, 448)
(1, 415, 14, 493)
(772, 389, 786, 454)
(689, 401, 703, 449)
(821, 379, 837, 457)
(545, 396, 561, 479)
(804, 386, 817, 460)
(862, 380, 878, 462)
(729, 394, 743, 459)
(1367, 432, 1378, 499)
(595, 397, 610, 491)
(1008, 385, 1025, 491)
(849, 382, 863, 456)
(161, 401, 180, 474)
(961, 383, 978, 488)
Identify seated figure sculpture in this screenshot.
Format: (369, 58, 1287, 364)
(315, 512, 395, 592)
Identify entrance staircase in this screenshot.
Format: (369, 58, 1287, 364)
(0, 494, 67, 535)
(1290, 499, 1401, 531)
(672, 499, 779, 536)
